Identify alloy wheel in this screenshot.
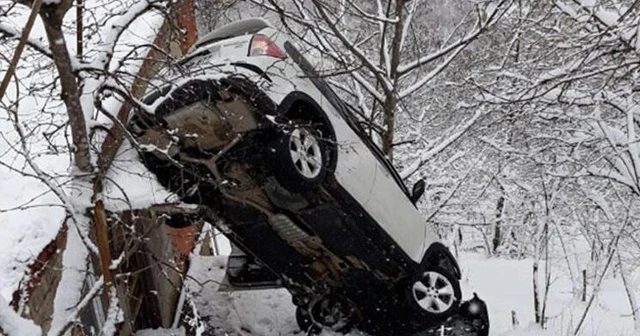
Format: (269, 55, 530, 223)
(288, 128, 322, 179)
(411, 271, 456, 314)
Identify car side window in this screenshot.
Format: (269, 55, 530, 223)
(284, 42, 410, 197)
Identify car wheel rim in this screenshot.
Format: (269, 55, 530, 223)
(289, 128, 322, 179)
(412, 271, 455, 314)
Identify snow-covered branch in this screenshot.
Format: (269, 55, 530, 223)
(0, 22, 51, 58)
(400, 109, 484, 179)
(397, 0, 508, 76)
(310, 0, 393, 93)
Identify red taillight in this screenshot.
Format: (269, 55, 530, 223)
(249, 34, 286, 58)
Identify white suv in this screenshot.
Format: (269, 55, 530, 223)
(130, 18, 470, 335)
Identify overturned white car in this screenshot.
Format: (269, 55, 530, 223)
(130, 18, 488, 336)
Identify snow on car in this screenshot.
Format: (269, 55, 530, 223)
(129, 18, 488, 336)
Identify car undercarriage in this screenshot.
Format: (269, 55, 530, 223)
(129, 76, 489, 336)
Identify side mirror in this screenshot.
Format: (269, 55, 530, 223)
(410, 179, 426, 204)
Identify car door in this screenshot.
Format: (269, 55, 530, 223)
(365, 160, 428, 263)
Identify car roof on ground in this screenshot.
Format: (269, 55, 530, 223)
(194, 18, 272, 49)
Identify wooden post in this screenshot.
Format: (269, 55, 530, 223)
(94, 201, 114, 292)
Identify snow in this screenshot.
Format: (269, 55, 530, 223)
(0, 94, 69, 301)
(175, 252, 640, 336)
(102, 139, 173, 212)
(0, 296, 40, 336)
(463, 253, 639, 336)
(47, 225, 90, 336)
(136, 327, 186, 336)
(185, 255, 357, 336)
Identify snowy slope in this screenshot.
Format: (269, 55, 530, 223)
(0, 79, 69, 301)
(181, 252, 638, 336)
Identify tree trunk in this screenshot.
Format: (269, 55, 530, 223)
(40, 1, 92, 172)
(533, 261, 540, 324)
(493, 193, 505, 254)
(381, 94, 398, 157)
(380, 0, 405, 158)
(619, 252, 640, 330)
(541, 222, 551, 328)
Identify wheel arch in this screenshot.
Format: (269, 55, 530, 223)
(149, 76, 278, 119)
(277, 92, 335, 137)
(277, 91, 338, 172)
(421, 242, 461, 280)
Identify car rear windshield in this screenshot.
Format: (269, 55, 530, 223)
(194, 19, 269, 49)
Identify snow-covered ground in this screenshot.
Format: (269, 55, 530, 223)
(183, 254, 365, 336)
(175, 252, 639, 336)
(0, 106, 68, 300)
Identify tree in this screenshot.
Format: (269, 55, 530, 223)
(468, 0, 640, 331)
(248, 0, 509, 160)
(0, 0, 200, 334)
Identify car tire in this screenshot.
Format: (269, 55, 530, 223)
(296, 307, 322, 335)
(271, 122, 329, 192)
(407, 266, 462, 320)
